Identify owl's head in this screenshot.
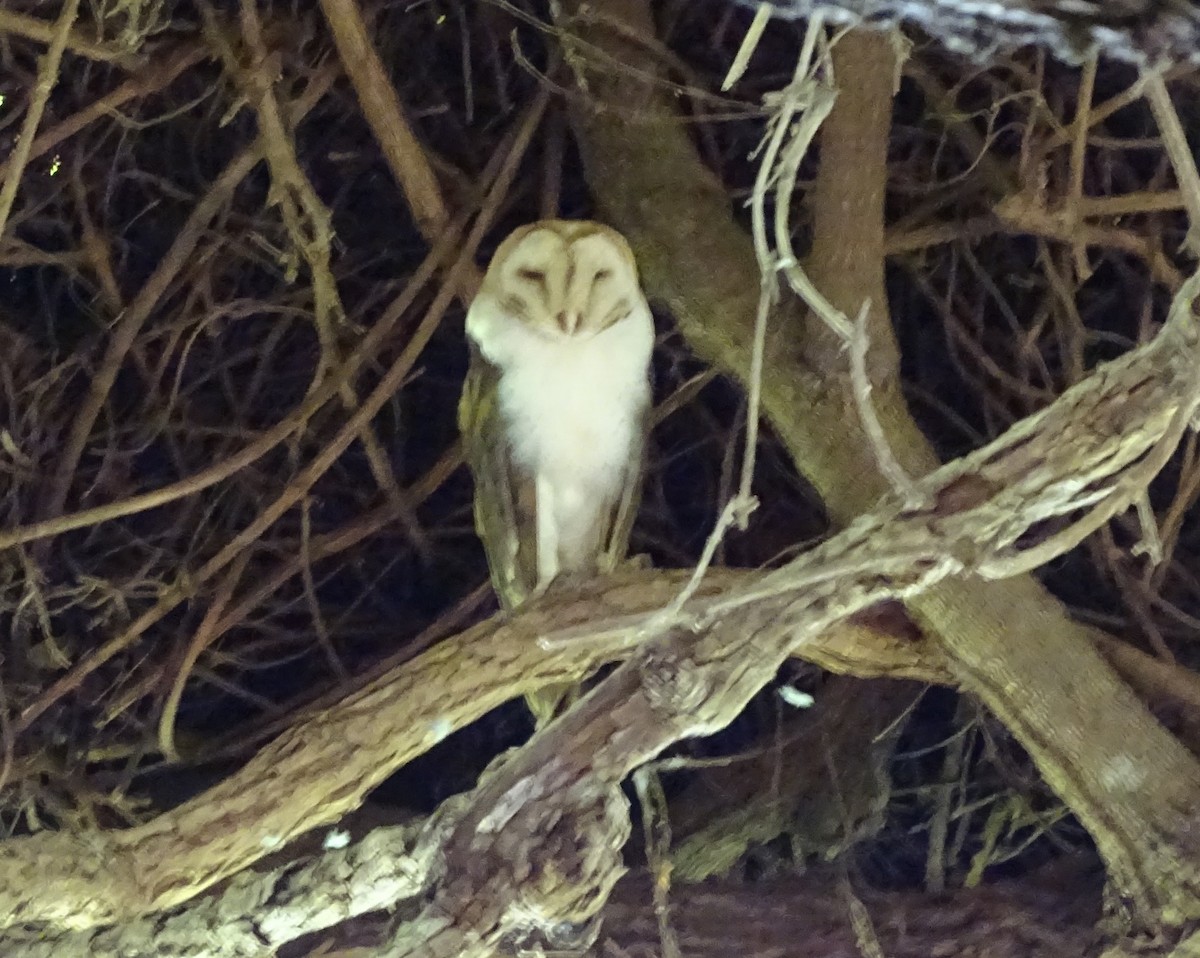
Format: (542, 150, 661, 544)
(480, 220, 642, 340)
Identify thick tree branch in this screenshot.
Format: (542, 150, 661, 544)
(1, 839, 1101, 957)
(318, 0, 454, 244)
(555, 0, 1200, 934)
(0, 568, 937, 931)
(742, 0, 1200, 67)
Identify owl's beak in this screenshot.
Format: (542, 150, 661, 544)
(556, 311, 581, 334)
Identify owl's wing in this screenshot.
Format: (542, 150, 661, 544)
(459, 341, 539, 611)
(599, 396, 651, 573)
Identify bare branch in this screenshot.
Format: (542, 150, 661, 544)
(0, 0, 81, 240)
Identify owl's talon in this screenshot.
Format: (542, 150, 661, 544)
(619, 553, 652, 572)
(528, 578, 552, 601)
(541, 571, 593, 599)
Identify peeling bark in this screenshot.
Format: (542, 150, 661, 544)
(741, 0, 1200, 67)
(0, 569, 940, 932)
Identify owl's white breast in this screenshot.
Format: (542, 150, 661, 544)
(467, 302, 653, 495)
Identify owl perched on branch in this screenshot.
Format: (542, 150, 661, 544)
(459, 220, 654, 723)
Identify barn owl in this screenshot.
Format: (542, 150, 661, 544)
(459, 220, 654, 722)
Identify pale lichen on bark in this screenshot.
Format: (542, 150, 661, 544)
(738, 0, 1200, 65)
